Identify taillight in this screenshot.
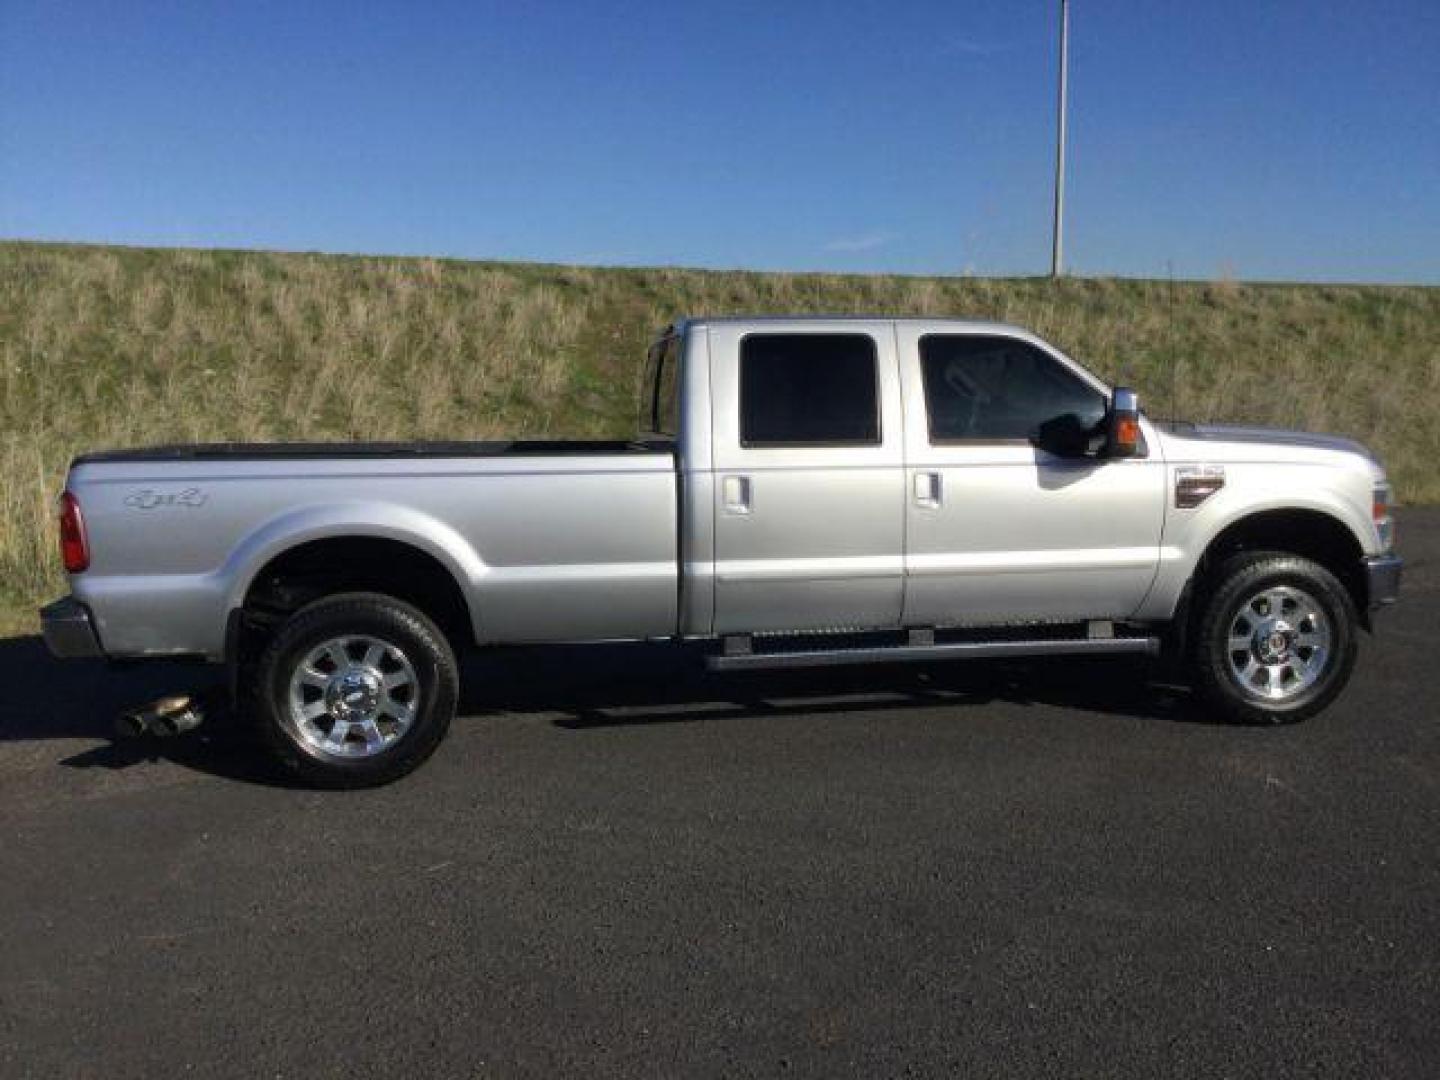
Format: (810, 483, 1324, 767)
(1373, 482, 1394, 551)
(59, 491, 90, 573)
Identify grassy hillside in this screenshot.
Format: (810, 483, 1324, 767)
(1, 241, 1437, 626)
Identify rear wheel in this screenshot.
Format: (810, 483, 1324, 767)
(1191, 552, 1358, 724)
(253, 592, 457, 787)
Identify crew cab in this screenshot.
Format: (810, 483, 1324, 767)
(43, 317, 1402, 785)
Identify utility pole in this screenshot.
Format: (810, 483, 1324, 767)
(1050, 0, 1070, 277)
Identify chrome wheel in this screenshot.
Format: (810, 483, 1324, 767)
(285, 635, 420, 759)
(1225, 585, 1331, 702)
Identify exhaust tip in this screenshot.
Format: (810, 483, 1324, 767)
(115, 710, 150, 738)
(115, 694, 205, 738)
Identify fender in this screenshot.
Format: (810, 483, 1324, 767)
(220, 501, 488, 631)
(1134, 478, 1374, 624)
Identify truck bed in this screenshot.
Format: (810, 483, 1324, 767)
(66, 441, 681, 657)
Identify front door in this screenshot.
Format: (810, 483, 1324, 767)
(896, 326, 1165, 627)
(709, 322, 906, 635)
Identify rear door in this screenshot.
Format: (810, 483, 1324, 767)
(897, 326, 1165, 626)
(709, 322, 906, 635)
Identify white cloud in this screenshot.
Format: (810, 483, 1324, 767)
(824, 231, 897, 253)
(941, 37, 1005, 57)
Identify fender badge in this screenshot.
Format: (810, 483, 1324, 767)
(1175, 466, 1225, 509)
(124, 488, 209, 510)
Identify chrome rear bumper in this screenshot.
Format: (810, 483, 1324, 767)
(1363, 554, 1403, 610)
(40, 596, 104, 659)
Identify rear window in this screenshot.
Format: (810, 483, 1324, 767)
(739, 334, 880, 446)
(642, 333, 681, 437)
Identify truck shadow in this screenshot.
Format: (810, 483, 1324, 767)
(461, 642, 1196, 729)
(0, 635, 270, 783)
(0, 636, 222, 743)
(0, 634, 1206, 787)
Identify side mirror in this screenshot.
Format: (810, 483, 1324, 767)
(1034, 412, 1094, 458)
(1106, 387, 1142, 458)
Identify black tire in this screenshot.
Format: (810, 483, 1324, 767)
(252, 592, 458, 788)
(1191, 551, 1358, 724)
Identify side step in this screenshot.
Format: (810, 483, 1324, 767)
(706, 633, 1159, 673)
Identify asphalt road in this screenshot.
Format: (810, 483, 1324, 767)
(1, 511, 1436, 1078)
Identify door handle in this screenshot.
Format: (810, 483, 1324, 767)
(722, 475, 752, 515)
(914, 471, 942, 508)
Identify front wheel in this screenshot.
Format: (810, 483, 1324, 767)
(1191, 552, 1359, 724)
(253, 592, 458, 787)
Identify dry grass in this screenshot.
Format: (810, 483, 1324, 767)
(2, 241, 1437, 629)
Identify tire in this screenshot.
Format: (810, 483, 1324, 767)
(252, 592, 458, 787)
(1191, 551, 1358, 724)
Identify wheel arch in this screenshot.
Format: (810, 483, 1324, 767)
(224, 505, 483, 655)
(1176, 508, 1368, 646)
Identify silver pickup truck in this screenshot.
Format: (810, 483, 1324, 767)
(43, 317, 1402, 785)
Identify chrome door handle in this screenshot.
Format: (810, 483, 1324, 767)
(722, 475, 752, 515)
(914, 471, 942, 508)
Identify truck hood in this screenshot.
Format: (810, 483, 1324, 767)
(1154, 420, 1387, 485)
(1157, 421, 1377, 463)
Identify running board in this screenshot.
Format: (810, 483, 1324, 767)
(706, 635, 1160, 673)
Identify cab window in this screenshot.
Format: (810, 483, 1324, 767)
(919, 335, 1106, 443)
(740, 334, 880, 446)
(643, 334, 681, 437)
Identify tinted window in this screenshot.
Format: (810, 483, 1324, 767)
(920, 335, 1106, 442)
(740, 334, 879, 446)
(654, 336, 681, 436)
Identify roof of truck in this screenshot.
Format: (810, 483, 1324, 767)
(671, 315, 1035, 336)
(681, 314, 1025, 325)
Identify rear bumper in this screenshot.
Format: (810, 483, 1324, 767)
(1363, 554, 1403, 610)
(40, 596, 104, 659)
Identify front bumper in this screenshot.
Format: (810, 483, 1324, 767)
(1363, 554, 1403, 610)
(40, 596, 104, 659)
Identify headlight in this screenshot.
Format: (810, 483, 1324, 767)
(1373, 482, 1394, 551)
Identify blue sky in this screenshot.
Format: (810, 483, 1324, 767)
(2, 0, 1436, 282)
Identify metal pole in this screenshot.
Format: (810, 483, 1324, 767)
(1050, 0, 1070, 277)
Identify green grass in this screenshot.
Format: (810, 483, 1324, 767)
(2, 240, 1437, 632)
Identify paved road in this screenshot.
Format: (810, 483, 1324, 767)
(1, 512, 1436, 1078)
